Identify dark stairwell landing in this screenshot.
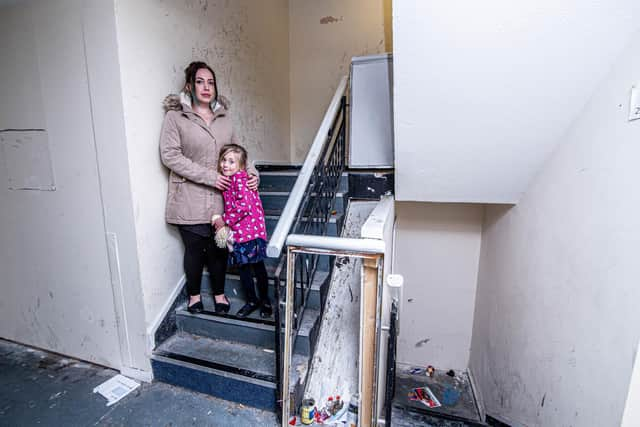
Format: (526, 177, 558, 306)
(0, 338, 277, 426)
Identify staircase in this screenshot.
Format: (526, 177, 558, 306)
(150, 165, 348, 412)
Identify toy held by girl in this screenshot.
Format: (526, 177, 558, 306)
(213, 143, 272, 318)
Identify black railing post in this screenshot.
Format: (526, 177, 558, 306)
(274, 276, 282, 420)
(273, 91, 349, 420)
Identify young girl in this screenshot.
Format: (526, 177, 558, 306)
(213, 144, 272, 318)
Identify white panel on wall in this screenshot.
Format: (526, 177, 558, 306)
(349, 54, 394, 168)
(0, 130, 55, 191)
(0, 0, 122, 369)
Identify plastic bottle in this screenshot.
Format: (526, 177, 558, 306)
(333, 395, 343, 415)
(347, 393, 359, 427)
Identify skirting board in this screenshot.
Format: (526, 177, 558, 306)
(146, 274, 186, 354)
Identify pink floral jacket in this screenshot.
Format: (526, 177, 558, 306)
(221, 170, 267, 244)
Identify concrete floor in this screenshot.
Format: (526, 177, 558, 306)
(0, 339, 277, 427)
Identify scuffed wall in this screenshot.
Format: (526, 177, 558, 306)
(289, 0, 392, 162)
(394, 202, 483, 370)
(469, 31, 640, 426)
(114, 0, 290, 327)
(0, 0, 127, 369)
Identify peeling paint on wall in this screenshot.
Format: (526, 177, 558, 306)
(290, 0, 392, 162)
(319, 15, 341, 24)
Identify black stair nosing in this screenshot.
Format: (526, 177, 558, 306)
(176, 308, 276, 330)
(176, 304, 321, 339)
(255, 163, 302, 172)
(154, 354, 272, 385)
(261, 191, 347, 197)
(265, 214, 341, 223)
(208, 267, 332, 289)
(213, 271, 329, 289)
(258, 170, 300, 177)
(153, 349, 276, 384)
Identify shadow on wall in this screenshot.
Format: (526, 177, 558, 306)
(483, 204, 513, 230)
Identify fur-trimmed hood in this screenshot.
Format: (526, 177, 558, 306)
(162, 92, 231, 113)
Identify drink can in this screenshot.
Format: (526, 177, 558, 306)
(301, 398, 316, 425)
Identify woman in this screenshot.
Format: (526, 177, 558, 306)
(160, 61, 259, 314)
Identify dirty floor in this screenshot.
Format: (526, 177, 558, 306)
(391, 362, 485, 427)
(0, 339, 277, 427)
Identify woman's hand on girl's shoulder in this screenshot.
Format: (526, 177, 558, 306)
(214, 174, 231, 191)
(247, 174, 258, 191)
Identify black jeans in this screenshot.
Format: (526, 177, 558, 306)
(179, 228, 228, 296)
(239, 261, 269, 304)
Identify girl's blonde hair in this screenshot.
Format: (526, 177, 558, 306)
(218, 143, 248, 173)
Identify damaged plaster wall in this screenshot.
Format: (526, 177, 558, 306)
(114, 0, 290, 326)
(289, 0, 392, 162)
(394, 202, 483, 371)
(469, 30, 640, 427)
(305, 201, 377, 404)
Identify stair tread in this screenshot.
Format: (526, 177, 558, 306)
(261, 190, 346, 196)
(221, 267, 331, 287)
(298, 308, 320, 336)
(182, 293, 275, 325)
(265, 214, 341, 222)
(154, 332, 275, 381)
(177, 300, 321, 338)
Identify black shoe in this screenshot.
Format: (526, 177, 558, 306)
(260, 300, 273, 318)
(214, 295, 230, 314)
(187, 300, 203, 314)
(236, 302, 259, 318)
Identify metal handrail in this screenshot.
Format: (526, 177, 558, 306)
(266, 75, 348, 258)
(269, 76, 349, 419)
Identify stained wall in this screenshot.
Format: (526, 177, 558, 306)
(114, 0, 290, 328)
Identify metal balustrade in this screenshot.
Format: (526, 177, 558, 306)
(266, 76, 348, 417)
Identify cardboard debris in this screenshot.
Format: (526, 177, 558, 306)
(93, 374, 140, 406)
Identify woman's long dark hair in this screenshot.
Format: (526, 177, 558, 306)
(183, 61, 218, 105)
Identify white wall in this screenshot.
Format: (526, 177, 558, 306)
(0, 0, 143, 370)
(393, 0, 640, 203)
(469, 30, 640, 427)
(289, 0, 391, 162)
(114, 0, 290, 327)
(394, 202, 483, 370)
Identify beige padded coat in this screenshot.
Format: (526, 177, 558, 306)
(160, 93, 257, 225)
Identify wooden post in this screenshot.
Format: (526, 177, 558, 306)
(282, 248, 296, 427)
(360, 256, 380, 426)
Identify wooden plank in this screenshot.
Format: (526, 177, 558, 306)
(360, 256, 380, 426)
(304, 201, 377, 407)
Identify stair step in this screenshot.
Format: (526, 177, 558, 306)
(151, 332, 276, 410)
(176, 297, 322, 357)
(261, 191, 347, 215)
(258, 170, 348, 193)
(213, 269, 329, 310)
(265, 214, 342, 238)
(156, 332, 275, 380)
(258, 171, 298, 192)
